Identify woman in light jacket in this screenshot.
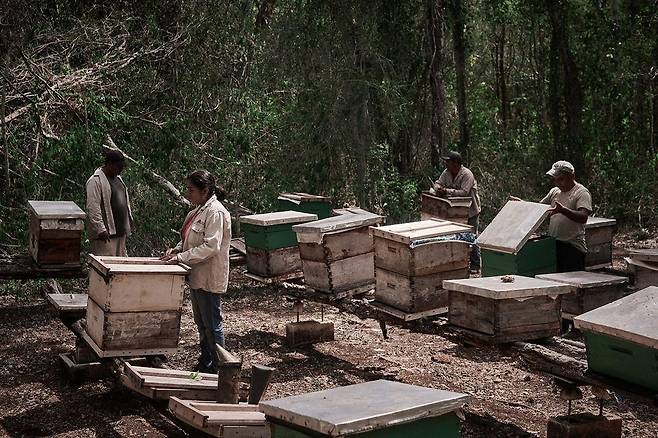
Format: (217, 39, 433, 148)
(161, 170, 231, 373)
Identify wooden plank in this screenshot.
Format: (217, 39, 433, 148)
(574, 286, 658, 349)
(244, 270, 304, 284)
(141, 375, 218, 390)
(240, 211, 318, 226)
(442, 275, 571, 299)
(46, 293, 87, 312)
(626, 257, 658, 290)
(0, 254, 86, 280)
(370, 219, 471, 244)
(585, 216, 617, 229)
(28, 200, 86, 219)
(370, 301, 448, 321)
(627, 248, 658, 263)
(168, 398, 269, 437)
(477, 201, 551, 254)
(293, 211, 383, 236)
(231, 238, 247, 255)
(535, 271, 628, 289)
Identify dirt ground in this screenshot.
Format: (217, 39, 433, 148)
(1, 234, 657, 437)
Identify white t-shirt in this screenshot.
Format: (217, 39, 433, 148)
(540, 182, 592, 253)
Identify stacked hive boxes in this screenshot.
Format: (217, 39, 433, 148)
(371, 219, 472, 315)
(85, 256, 190, 356)
(28, 200, 86, 267)
(241, 211, 317, 279)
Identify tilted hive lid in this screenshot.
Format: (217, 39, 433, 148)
(477, 201, 551, 254)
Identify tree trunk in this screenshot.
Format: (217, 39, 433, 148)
(1, 55, 8, 188)
(547, 3, 562, 161)
(428, 0, 447, 168)
(494, 24, 509, 131)
(450, 0, 469, 156)
(255, 0, 276, 31)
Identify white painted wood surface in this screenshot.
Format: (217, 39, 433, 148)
(535, 271, 628, 289)
(28, 200, 86, 219)
(240, 211, 318, 226)
(574, 286, 658, 349)
(293, 211, 383, 241)
(259, 380, 469, 436)
(442, 275, 571, 299)
(278, 192, 331, 202)
(88, 255, 190, 276)
(477, 201, 551, 254)
(585, 216, 617, 229)
(370, 219, 472, 245)
(627, 249, 658, 263)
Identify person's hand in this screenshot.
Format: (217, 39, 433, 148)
(97, 231, 110, 242)
(163, 248, 177, 256)
(434, 184, 447, 196)
(548, 201, 566, 216)
(160, 253, 178, 264)
(509, 196, 522, 202)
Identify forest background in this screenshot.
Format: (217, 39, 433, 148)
(1, 0, 656, 259)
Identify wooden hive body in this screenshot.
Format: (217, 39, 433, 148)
(584, 217, 617, 269)
(420, 192, 471, 224)
(28, 200, 86, 267)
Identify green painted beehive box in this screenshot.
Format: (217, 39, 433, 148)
(477, 200, 556, 277)
(574, 286, 658, 391)
(481, 236, 556, 277)
(277, 192, 332, 220)
(241, 211, 318, 250)
(259, 380, 470, 437)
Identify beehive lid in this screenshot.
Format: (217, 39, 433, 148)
(89, 255, 190, 276)
(574, 286, 658, 349)
(585, 216, 617, 229)
(422, 193, 473, 208)
(627, 248, 658, 264)
(536, 271, 628, 289)
(293, 211, 384, 241)
(28, 201, 86, 219)
(332, 207, 371, 216)
(442, 275, 571, 299)
(259, 380, 469, 436)
(477, 201, 551, 254)
(626, 257, 658, 272)
(370, 219, 472, 245)
(240, 211, 318, 226)
(278, 192, 331, 203)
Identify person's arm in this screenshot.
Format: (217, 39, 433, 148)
(433, 171, 449, 195)
(86, 178, 108, 240)
(176, 211, 223, 265)
(549, 203, 589, 223)
(539, 189, 555, 205)
(445, 172, 474, 197)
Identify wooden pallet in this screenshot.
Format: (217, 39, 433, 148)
(168, 397, 269, 437)
(452, 325, 558, 344)
(120, 363, 219, 401)
(244, 270, 304, 284)
(0, 254, 87, 280)
(306, 282, 374, 300)
(369, 301, 448, 322)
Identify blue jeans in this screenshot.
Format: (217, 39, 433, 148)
(190, 289, 225, 369)
(468, 215, 481, 269)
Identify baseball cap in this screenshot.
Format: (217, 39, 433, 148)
(441, 151, 462, 164)
(546, 160, 574, 176)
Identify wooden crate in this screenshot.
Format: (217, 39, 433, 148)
(88, 255, 189, 312)
(28, 200, 86, 267)
(574, 286, 658, 391)
(241, 211, 317, 250)
(444, 276, 571, 343)
(536, 271, 628, 316)
(585, 217, 616, 269)
(246, 246, 302, 278)
(85, 298, 181, 351)
(169, 397, 269, 437)
(277, 192, 332, 219)
(260, 380, 469, 437)
(293, 211, 384, 295)
(420, 193, 471, 224)
(481, 236, 556, 277)
(375, 267, 468, 313)
(625, 257, 658, 290)
(121, 363, 219, 401)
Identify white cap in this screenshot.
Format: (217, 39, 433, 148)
(546, 160, 575, 177)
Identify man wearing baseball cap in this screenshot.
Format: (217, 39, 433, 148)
(432, 151, 481, 272)
(540, 160, 592, 272)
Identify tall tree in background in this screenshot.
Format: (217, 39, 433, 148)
(546, 0, 584, 172)
(428, 0, 447, 168)
(450, 0, 469, 156)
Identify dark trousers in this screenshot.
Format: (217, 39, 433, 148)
(556, 240, 586, 272)
(468, 215, 481, 269)
(190, 289, 225, 369)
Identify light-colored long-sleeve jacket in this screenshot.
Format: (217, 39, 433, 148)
(175, 194, 232, 294)
(435, 166, 482, 218)
(85, 168, 134, 239)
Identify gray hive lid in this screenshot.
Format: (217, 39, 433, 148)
(259, 380, 469, 436)
(28, 200, 86, 219)
(627, 248, 658, 264)
(585, 216, 617, 229)
(240, 211, 318, 226)
(574, 286, 658, 349)
(442, 275, 571, 299)
(293, 211, 384, 242)
(477, 201, 551, 254)
(536, 271, 628, 289)
(370, 219, 472, 245)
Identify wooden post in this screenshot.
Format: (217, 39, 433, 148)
(215, 344, 242, 404)
(248, 364, 275, 405)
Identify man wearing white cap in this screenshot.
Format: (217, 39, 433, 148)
(540, 160, 592, 272)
